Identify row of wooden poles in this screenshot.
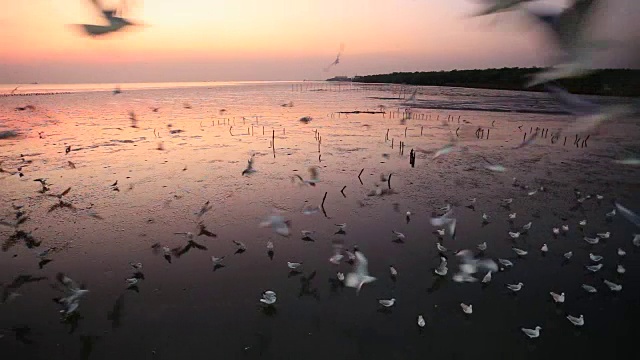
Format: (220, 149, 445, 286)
(291, 82, 420, 99)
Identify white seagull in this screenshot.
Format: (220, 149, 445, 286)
(550, 291, 565, 303)
(379, 298, 395, 307)
(434, 257, 448, 276)
(582, 284, 597, 293)
(482, 271, 492, 283)
(563, 251, 573, 260)
(541, 243, 548, 253)
(344, 250, 377, 294)
(567, 314, 584, 327)
(604, 279, 622, 291)
(260, 290, 277, 305)
(585, 263, 602, 272)
(584, 236, 599, 245)
(259, 210, 291, 237)
(521, 326, 542, 339)
(616, 265, 626, 274)
(512, 247, 528, 256)
(417, 315, 426, 328)
(460, 303, 473, 314)
(506, 282, 524, 292)
(589, 253, 603, 262)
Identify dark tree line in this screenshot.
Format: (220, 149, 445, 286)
(351, 68, 640, 97)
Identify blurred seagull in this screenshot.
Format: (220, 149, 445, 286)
(526, 0, 607, 86)
(544, 85, 636, 134)
(55, 273, 89, 316)
(585, 263, 602, 272)
(323, 43, 344, 72)
(616, 265, 625, 274)
(472, 0, 534, 16)
(259, 210, 291, 237)
(76, 0, 140, 37)
(242, 155, 256, 176)
(512, 247, 528, 256)
(582, 284, 597, 293)
(603, 279, 622, 291)
(615, 202, 640, 228)
(453, 250, 497, 282)
(482, 271, 492, 283)
(378, 298, 395, 307)
(344, 250, 377, 294)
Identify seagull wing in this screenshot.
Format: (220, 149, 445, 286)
(615, 202, 640, 227)
(354, 251, 370, 276)
(545, 85, 599, 116)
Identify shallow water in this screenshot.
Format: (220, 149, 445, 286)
(1, 82, 640, 359)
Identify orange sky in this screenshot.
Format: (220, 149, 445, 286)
(0, 0, 637, 83)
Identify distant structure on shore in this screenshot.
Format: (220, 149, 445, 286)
(326, 76, 352, 82)
(339, 68, 640, 97)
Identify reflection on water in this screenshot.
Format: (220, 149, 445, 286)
(1, 82, 640, 359)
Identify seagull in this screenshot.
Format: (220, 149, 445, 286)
(502, 198, 513, 205)
(233, 240, 247, 252)
(582, 284, 597, 293)
(337, 272, 345, 282)
(498, 258, 514, 267)
(434, 257, 448, 276)
(436, 243, 447, 252)
(259, 211, 291, 237)
(589, 253, 603, 262)
(195, 200, 213, 218)
(522, 326, 542, 339)
(617, 248, 626, 256)
(541, 243, 548, 253)
(596, 232, 610, 239)
(585, 263, 602, 272)
(453, 250, 497, 281)
(242, 155, 256, 176)
(562, 225, 569, 232)
(211, 256, 225, 266)
(579, 220, 587, 226)
(584, 237, 599, 245)
(522, 222, 532, 231)
(604, 279, 622, 291)
(526, 0, 610, 87)
(436, 229, 446, 237)
(329, 241, 344, 264)
(130, 262, 143, 271)
(544, 85, 635, 134)
(378, 298, 396, 307)
(324, 43, 344, 72)
(606, 209, 616, 218)
(55, 272, 89, 315)
(477, 242, 487, 251)
(417, 315, 426, 328)
(509, 231, 521, 239)
(125, 278, 139, 287)
(287, 262, 302, 270)
(482, 213, 490, 223)
(335, 223, 347, 234)
(550, 292, 565, 303)
(616, 265, 626, 274)
(482, 271, 492, 283)
(76, 0, 140, 37)
(389, 265, 398, 278)
(509, 213, 517, 220)
(506, 282, 524, 292)
(392, 230, 406, 242)
(260, 290, 277, 305)
(567, 314, 584, 327)
(552, 227, 560, 236)
(460, 303, 473, 314)
(512, 247, 528, 256)
(344, 250, 377, 294)
(430, 209, 457, 237)
(292, 167, 320, 186)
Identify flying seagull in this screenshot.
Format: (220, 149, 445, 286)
(323, 43, 344, 72)
(545, 85, 636, 135)
(525, 0, 607, 86)
(75, 0, 140, 37)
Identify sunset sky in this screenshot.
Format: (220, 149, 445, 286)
(0, 0, 637, 83)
